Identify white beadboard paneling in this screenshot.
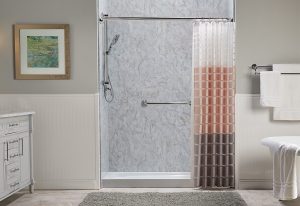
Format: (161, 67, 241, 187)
(235, 94, 300, 189)
(0, 94, 100, 189)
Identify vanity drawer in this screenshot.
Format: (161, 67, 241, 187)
(7, 139, 19, 150)
(7, 163, 20, 184)
(7, 162, 20, 178)
(5, 161, 21, 193)
(7, 180, 20, 192)
(3, 138, 19, 157)
(3, 133, 29, 163)
(0, 116, 30, 137)
(7, 148, 19, 162)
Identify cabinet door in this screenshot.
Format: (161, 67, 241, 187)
(19, 134, 30, 184)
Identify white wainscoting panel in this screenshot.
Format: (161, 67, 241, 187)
(0, 94, 100, 189)
(235, 94, 300, 189)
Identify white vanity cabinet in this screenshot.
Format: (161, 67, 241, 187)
(0, 112, 34, 201)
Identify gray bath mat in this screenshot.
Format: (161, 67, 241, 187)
(79, 191, 247, 206)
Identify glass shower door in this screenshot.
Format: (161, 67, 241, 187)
(100, 20, 193, 186)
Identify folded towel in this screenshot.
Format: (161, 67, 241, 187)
(262, 137, 300, 200)
(260, 71, 281, 107)
(273, 144, 299, 200)
(273, 64, 300, 73)
(272, 64, 300, 120)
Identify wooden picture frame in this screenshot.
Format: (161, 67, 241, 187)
(14, 24, 70, 80)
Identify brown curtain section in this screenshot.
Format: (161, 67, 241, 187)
(193, 21, 235, 188)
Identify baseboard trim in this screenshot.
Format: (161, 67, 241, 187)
(236, 94, 260, 98)
(238, 179, 272, 190)
(35, 179, 99, 190)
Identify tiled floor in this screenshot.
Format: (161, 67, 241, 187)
(238, 190, 300, 206)
(0, 189, 300, 206)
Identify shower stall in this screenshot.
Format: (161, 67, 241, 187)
(98, 0, 235, 188)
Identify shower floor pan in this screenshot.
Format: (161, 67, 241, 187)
(101, 172, 193, 188)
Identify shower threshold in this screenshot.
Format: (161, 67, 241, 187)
(101, 172, 193, 188)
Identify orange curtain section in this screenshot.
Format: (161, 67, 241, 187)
(194, 67, 235, 134)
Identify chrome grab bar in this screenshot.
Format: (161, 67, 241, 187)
(141, 100, 191, 107)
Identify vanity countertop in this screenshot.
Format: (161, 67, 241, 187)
(0, 112, 35, 118)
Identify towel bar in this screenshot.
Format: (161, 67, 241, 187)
(250, 64, 300, 75)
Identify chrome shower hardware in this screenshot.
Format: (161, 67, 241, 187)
(141, 100, 191, 107)
(102, 16, 121, 103)
(106, 34, 120, 55)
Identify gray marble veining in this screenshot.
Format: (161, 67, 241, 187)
(106, 21, 192, 172)
(107, 0, 233, 18)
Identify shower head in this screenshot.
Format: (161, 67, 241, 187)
(111, 34, 120, 46)
(106, 34, 120, 55)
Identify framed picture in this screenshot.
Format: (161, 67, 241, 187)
(14, 24, 70, 80)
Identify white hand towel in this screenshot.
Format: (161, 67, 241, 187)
(260, 71, 281, 107)
(273, 64, 300, 73)
(273, 144, 299, 200)
(272, 64, 300, 120)
(261, 137, 300, 200)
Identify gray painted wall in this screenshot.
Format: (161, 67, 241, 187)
(236, 0, 300, 94)
(0, 0, 98, 94)
(2, 1, 298, 94)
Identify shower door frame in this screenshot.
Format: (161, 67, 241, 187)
(98, 8, 236, 188)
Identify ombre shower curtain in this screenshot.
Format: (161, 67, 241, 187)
(193, 20, 235, 188)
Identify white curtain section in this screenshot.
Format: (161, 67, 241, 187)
(193, 21, 235, 188)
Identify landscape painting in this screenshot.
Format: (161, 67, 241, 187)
(14, 24, 70, 80)
(27, 36, 59, 68)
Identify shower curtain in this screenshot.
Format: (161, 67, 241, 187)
(193, 20, 235, 188)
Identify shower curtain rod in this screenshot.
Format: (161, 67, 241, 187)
(99, 15, 234, 22)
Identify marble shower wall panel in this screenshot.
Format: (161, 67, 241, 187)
(107, 0, 233, 18)
(107, 21, 192, 172)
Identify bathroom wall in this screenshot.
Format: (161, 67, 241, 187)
(104, 0, 234, 172)
(236, 0, 300, 94)
(0, 0, 98, 94)
(236, 0, 300, 189)
(235, 94, 300, 189)
(0, 0, 100, 189)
